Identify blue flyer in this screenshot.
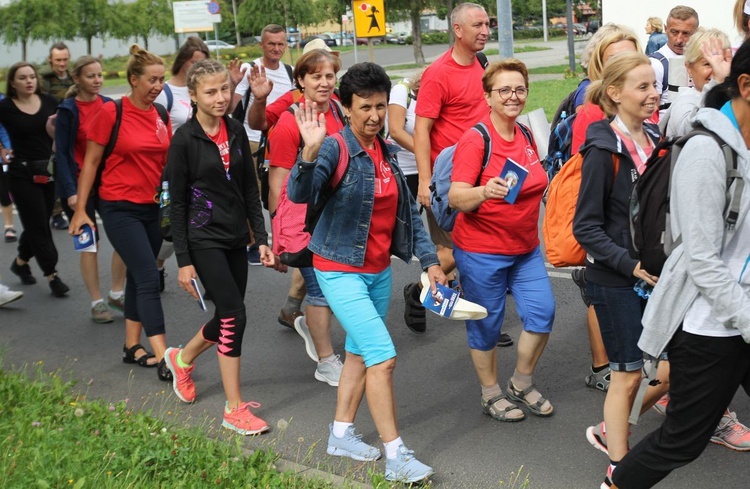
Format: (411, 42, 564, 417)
(73, 224, 97, 253)
(500, 157, 529, 204)
(421, 282, 459, 317)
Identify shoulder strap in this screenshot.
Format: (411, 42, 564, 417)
(102, 99, 123, 163)
(330, 99, 347, 126)
(163, 83, 173, 113)
(241, 61, 256, 114)
(283, 63, 294, 85)
(471, 122, 492, 187)
(329, 132, 350, 188)
(476, 52, 489, 69)
(515, 122, 533, 146)
(650, 52, 669, 106)
(154, 102, 169, 126)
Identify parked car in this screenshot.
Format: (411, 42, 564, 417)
(300, 35, 337, 49)
(204, 40, 235, 51)
(572, 23, 586, 35)
(356, 37, 382, 45)
(586, 19, 600, 34)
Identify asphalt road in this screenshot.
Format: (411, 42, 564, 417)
(1, 219, 747, 488)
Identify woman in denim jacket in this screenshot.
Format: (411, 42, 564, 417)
(288, 63, 445, 484)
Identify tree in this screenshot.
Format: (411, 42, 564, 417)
(237, 0, 318, 37)
(386, 0, 431, 65)
(0, 0, 70, 61)
(112, 0, 174, 50)
(74, 0, 114, 55)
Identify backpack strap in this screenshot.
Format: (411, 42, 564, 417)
(649, 52, 670, 110)
(329, 132, 351, 189)
(163, 83, 173, 113)
(102, 99, 123, 163)
(283, 63, 294, 85)
(472, 122, 492, 187)
(515, 122, 533, 146)
(154, 102, 170, 126)
(476, 52, 489, 69)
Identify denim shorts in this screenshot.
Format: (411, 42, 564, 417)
(299, 267, 328, 307)
(587, 282, 646, 372)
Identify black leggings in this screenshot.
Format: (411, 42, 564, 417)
(191, 247, 248, 358)
(99, 200, 164, 336)
(0, 170, 11, 207)
(9, 174, 58, 275)
(613, 327, 750, 488)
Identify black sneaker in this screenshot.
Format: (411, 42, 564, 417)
(497, 333, 513, 348)
(48, 275, 69, 297)
(159, 268, 166, 292)
(157, 358, 173, 381)
(10, 259, 36, 284)
(50, 214, 69, 230)
(571, 268, 592, 307)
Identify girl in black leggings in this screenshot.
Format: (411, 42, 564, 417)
(162, 59, 273, 435)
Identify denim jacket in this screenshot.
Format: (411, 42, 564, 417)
(287, 125, 439, 270)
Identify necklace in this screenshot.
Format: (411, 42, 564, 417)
(613, 115, 653, 166)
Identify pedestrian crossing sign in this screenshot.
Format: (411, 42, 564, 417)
(352, 0, 386, 37)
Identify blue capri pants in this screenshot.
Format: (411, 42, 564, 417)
(454, 245, 555, 351)
(315, 268, 395, 367)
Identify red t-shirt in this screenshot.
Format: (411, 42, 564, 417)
(415, 48, 488, 165)
(268, 103, 345, 170)
(74, 97, 105, 170)
(207, 118, 230, 177)
(315, 141, 398, 273)
(451, 115, 547, 255)
(89, 97, 171, 203)
(571, 102, 605, 154)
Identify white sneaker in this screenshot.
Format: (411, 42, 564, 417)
(0, 284, 23, 307)
(294, 315, 318, 362)
(315, 355, 343, 387)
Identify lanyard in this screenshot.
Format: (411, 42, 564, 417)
(613, 115, 652, 166)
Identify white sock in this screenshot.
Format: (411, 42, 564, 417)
(384, 437, 404, 459)
(109, 290, 124, 300)
(91, 298, 104, 308)
(332, 420, 352, 438)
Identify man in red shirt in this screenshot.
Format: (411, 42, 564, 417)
(405, 2, 490, 334)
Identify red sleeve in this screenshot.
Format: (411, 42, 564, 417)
(87, 102, 116, 146)
(572, 103, 605, 154)
(268, 110, 301, 170)
(266, 91, 294, 128)
(451, 128, 485, 184)
(414, 68, 444, 120)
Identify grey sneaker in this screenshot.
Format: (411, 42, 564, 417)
(294, 315, 318, 362)
(315, 355, 343, 387)
(107, 293, 124, 313)
(326, 424, 381, 461)
(385, 444, 434, 483)
(91, 302, 114, 323)
(585, 366, 611, 392)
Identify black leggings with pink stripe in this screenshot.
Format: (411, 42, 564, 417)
(191, 247, 248, 357)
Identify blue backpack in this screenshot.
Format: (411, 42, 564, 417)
(543, 108, 577, 182)
(430, 122, 532, 232)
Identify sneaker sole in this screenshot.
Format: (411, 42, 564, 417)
(585, 426, 609, 456)
(0, 293, 23, 307)
(314, 370, 339, 387)
(163, 350, 195, 404)
(384, 467, 434, 483)
(326, 445, 381, 461)
(710, 437, 750, 451)
(293, 319, 318, 362)
(221, 420, 269, 435)
(92, 316, 114, 324)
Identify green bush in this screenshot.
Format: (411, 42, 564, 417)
(421, 32, 449, 44)
(514, 27, 565, 40)
(104, 70, 120, 80)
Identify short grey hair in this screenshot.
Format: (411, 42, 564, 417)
(451, 2, 486, 26)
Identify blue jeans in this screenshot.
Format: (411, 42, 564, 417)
(454, 246, 555, 351)
(299, 266, 328, 307)
(587, 282, 646, 372)
(315, 268, 395, 367)
(99, 200, 164, 336)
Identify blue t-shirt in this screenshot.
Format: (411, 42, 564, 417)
(0, 94, 10, 149)
(573, 78, 591, 110)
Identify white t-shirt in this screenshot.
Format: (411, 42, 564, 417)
(235, 58, 294, 142)
(387, 80, 417, 175)
(154, 82, 192, 134)
(649, 44, 691, 119)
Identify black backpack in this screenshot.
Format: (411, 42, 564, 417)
(630, 128, 741, 276)
(230, 62, 294, 122)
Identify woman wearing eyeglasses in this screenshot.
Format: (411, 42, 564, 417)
(448, 59, 555, 423)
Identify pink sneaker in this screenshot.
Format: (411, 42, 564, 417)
(711, 411, 750, 451)
(652, 393, 669, 416)
(222, 401, 269, 435)
(164, 347, 195, 403)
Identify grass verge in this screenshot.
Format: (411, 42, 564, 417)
(0, 364, 330, 488)
(526, 77, 582, 121)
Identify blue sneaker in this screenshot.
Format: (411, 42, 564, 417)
(247, 246, 261, 266)
(385, 444, 434, 483)
(326, 424, 381, 461)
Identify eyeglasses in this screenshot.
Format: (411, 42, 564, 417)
(490, 87, 529, 100)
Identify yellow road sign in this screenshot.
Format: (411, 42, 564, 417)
(352, 0, 386, 37)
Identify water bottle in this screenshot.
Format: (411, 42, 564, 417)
(159, 181, 170, 208)
(633, 279, 653, 299)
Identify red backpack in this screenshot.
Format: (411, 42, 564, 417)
(271, 132, 350, 267)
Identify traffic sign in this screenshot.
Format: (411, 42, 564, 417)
(173, 1, 222, 33)
(352, 0, 386, 37)
(207, 1, 220, 14)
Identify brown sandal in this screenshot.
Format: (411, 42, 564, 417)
(122, 344, 157, 368)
